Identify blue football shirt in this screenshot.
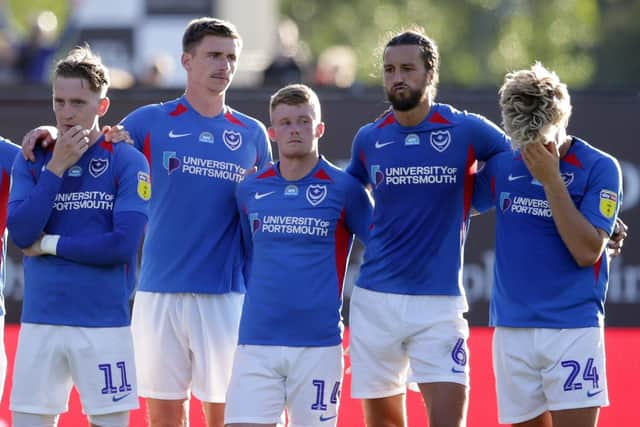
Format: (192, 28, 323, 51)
(236, 157, 372, 346)
(347, 103, 510, 296)
(473, 137, 623, 328)
(120, 96, 272, 294)
(9, 138, 150, 327)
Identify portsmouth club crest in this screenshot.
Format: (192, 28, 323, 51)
(430, 130, 451, 152)
(89, 158, 109, 178)
(223, 130, 242, 151)
(306, 184, 327, 206)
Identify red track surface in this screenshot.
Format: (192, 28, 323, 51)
(0, 326, 637, 426)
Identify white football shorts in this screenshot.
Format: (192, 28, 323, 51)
(349, 286, 470, 399)
(10, 323, 138, 415)
(225, 345, 343, 426)
(132, 291, 243, 402)
(493, 327, 609, 424)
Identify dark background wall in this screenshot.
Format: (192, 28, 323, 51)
(1, 86, 638, 325)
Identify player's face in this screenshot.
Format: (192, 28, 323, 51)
(269, 103, 324, 160)
(52, 77, 108, 134)
(183, 35, 240, 95)
(383, 44, 429, 111)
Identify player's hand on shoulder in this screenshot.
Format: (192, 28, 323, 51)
(47, 125, 90, 177)
(22, 125, 58, 161)
(102, 124, 133, 145)
(608, 217, 628, 257)
(245, 161, 274, 177)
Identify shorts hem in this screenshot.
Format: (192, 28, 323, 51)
(192, 389, 226, 404)
(351, 386, 406, 399)
(410, 375, 469, 388)
(548, 399, 609, 411)
(224, 416, 281, 424)
(137, 390, 190, 400)
(499, 406, 547, 424)
(9, 404, 64, 415)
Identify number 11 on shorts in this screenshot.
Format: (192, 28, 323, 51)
(99, 361, 133, 394)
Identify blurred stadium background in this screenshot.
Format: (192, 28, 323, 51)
(0, 0, 638, 425)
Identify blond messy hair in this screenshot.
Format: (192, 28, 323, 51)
(499, 62, 572, 149)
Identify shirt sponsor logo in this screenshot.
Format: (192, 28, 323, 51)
(599, 189, 617, 218)
(306, 184, 327, 206)
(370, 165, 384, 188)
(53, 191, 114, 211)
(199, 132, 214, 144)
(68, 166, 82, 177)
(374, 140, 396, 149)
(499, 192, 551, 217)
(404, 133, 420, 146)
(223, 130, 242, 151)
(249, 212, 261, 234)
(168, 130, 191, 138)
(162, 151, 246, 182)
(254, 214, 330, 237)
(163, 151, 181, 174)
(319, 414, 337, 422)
(430, 130, 451, 152)
(137, 171, 151, 201)
(372, 165, 457, 186)
(89, 158, 109, 178)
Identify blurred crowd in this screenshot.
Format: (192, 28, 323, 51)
(0, 4, 360, 90)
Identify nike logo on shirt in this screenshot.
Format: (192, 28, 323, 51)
(587, 389, 604, 398)
(319, 414, 337, 422)
(168, 130, 191, 138)
(507, 174, 528, 181)
(254, 191, 276, 200)
(374, 140, 397, 149)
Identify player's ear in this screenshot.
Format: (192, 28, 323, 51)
(315, 121, 325, 139)
(267, 126, 277, 142)
(181, 52, 191, 72)
(97, 97, 110, 117)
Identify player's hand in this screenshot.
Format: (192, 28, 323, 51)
(46, 125, 90, 177)
(102, 125, 133, 144)
(608, 217, 628, 257)
(23, 237, 45, 257)
(22, 126, 58, 161)
(521, 142, 560, 186)
(244, 161, 274, 176)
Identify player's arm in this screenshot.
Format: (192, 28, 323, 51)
(27, 148, 150, 264)
(469, 114, 511, 161)
(346, 127, 370, 186)
(254, 122, 274, 169)
(235, 185, 254, 285)
(522, 143, 619, 267)
(24, 211, 146, 264)
(471, 158, 498, 216)
(344, 178, 373, 244)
